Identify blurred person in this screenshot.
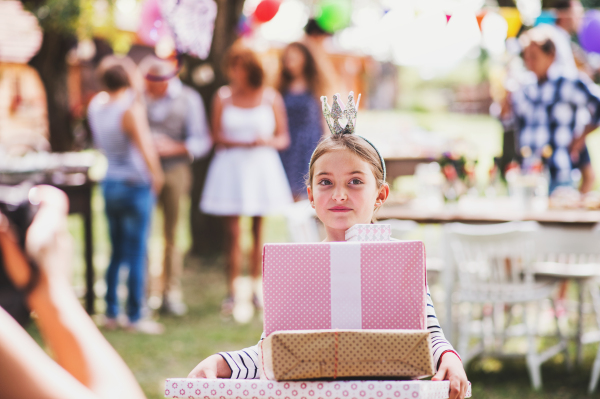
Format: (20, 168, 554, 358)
(88, 58, 165, 334)
(302, 19, 339, 95)
(278, 42, 324, 200)
(510, 28, 600, 194)
(140, 55, 212, 316)
(200, 43, 292, 316)
(543, 0, 595, 191)
(0, 185, 147, 399)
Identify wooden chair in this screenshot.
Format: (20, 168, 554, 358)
(445, 221, 568, 390)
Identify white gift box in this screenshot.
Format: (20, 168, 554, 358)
(164, 379, 471, 399)
(345, 224, 391, 242)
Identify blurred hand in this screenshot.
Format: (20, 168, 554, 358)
(188, 354, 231, 379)
(0, 214, 31, 289)
(152, 170, 165, 195)
(432, 352, 468, 399)
(0, 185, 72, 290)
(252, 136, 271, 147)
(25, 186, 72, 285)
(570, 135, 586, 163)
(154, 134, 188, 158)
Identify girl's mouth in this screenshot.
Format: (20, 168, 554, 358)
(329, 206, 352, 212)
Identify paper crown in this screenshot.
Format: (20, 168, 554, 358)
(321, 92, 361, 135)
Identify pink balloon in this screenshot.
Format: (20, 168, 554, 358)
(138, 0, 171, 46)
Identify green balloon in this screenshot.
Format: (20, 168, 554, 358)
(315, 0, 352, 33)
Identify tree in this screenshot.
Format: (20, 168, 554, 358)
(22, 0, 81, 151)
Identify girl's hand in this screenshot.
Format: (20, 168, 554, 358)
(188, 354, 232, 379)
(431, 352, 468, 399)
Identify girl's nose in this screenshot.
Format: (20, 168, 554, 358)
(332, 186, 347, 202)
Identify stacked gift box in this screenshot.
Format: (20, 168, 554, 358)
(166, 224, 471, 399)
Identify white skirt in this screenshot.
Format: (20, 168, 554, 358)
(201, 146, 293, 216)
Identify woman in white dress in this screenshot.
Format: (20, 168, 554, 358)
(201, 44, 293, 314)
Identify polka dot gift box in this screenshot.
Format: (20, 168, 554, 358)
(258, 329, 434, 381)
(163, 378, 472, 399)
(262, 241, 427, 336)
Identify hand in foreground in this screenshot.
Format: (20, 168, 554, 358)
(431, 352, 468, 399)
(0, 185, 71, 290)
(188, 354, 232, 379)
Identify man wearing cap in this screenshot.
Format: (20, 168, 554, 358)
(140, 55, 212, 316)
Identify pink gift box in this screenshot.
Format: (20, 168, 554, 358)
(163, 378, 471, 399)
(262, 241, 426, 336)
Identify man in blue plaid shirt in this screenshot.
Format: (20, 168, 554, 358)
(511, 28, 600, 193)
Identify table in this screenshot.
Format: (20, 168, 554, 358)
(378, 201, 600, 226)
(384, 157, 433, 183)
(378, 199, 600, 344)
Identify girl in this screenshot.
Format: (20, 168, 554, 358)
(190, 124, 468, 399)
(200, 44, 293, 315)
(278, 42, 324, 200)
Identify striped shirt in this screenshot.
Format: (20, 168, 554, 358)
(218, 285, 459, 379)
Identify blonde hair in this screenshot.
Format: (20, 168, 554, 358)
(306, 134, 385, 188)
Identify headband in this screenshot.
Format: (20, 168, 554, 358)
(318, 92, 386, 182)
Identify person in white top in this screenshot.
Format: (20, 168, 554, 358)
(200, 43, 293, 316)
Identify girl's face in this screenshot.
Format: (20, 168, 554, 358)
(307, 149, 389, 241)
(227, 62, 249, 87)
(283, 46, 305, 79)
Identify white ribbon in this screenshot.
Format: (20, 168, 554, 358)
(329, 243, 362, 329)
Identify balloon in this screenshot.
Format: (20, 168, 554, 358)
(138, 0, 171, 46)
(534, 10, 556, 26)
(237, 14, 253, 36)
(254, 0, 281, 23)
(499, 7, 522, 38)
(315, 0, 352, 33)
(579, 10, 600, 54)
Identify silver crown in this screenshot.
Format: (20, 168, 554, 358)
(321, 91, 361, 135)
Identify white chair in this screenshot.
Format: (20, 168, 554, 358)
(283, 200, 320, 242)
(532, 224, 600, 393)
(445, 221, 568, 390)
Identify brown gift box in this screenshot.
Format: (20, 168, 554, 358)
(258, 330, 434, 381)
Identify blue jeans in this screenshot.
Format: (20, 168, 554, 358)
(102, 180, 154, 323)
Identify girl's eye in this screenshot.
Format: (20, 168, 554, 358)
(318, 179, 332, 186)
(349, 178, 363, 185)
